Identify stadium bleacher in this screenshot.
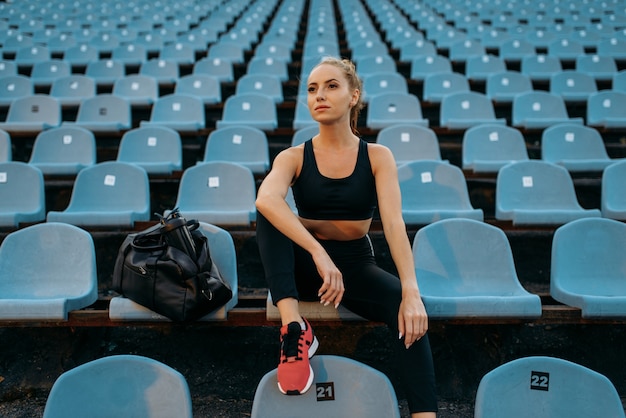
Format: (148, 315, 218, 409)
(1, 0, 626, 415)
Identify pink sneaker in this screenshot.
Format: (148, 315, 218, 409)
(277, 317, 319, 395)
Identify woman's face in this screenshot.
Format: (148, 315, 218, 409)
(306, 63, 357, 125)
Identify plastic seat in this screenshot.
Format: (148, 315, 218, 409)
(112, 74, 158, 106)
(586, 90, 626, 129)
(292, 99, 317, 130)
(174, 74, 221, 105)
(548, 38, 585, 63)
(43, 355, 193, 418)
(399, 39, 437, 62)
(235, 74, 284, 104)
(30, 60, 71, 88)
(50, 75, 96, 107)
(251, 355, 400, 418)
(203, 126, 269, 174)
(521, 54, 563, 82)
(135, 33, 165, 56)
(170, 161, 256, 226)
(46, 161, 150, 227)
(462, 124, 529, 172)
(217, 93, 278, 131)
(541, 123, 620, 172)
(158, 42, 196, 66)
(423, 72, 470, 103)
(141, 93, 205, 132)
(486, 71, 534, 103)
(62, 44, 99, 67)
(0, 74, 33, 106)
(85, 60, 126, 87)
(465, 54, 507, 82)
(0, 60, 17, 78)
(495, 160, 601, 225)
(0, 129, 9, 161)
(350, 39, 389, 61)
(64, 94, 131, 132)
(475, 356, 625, 418)
(361, 72, 408, 102)
(0, 222, 97, 320)
(376, 124, 442, 164)
(412, 218, 541, 318)
(597, 37, 626, 61)
(302, 39, 340, 60)
(353, 54, 396, 78)
(512, 91, 584, 129)
(14, 45, 51, 69)
(116, 126, 182, 175)
(89, 32, 120, 56)
(448, 39, 486, 63)
(0, 162, 45, 227)
(602, 160, 626, 220)
(291, 125, 319, 147)
(549, 71, 597, 103)
(0, 95, 61, 133)
(28, 126, 96, 175)
(139, 59, 180, 86)
(409, 55, 452, 81)
(247, 56, 289, 81)
(109, 223, 238, 321)
(440, 91, 506, 130)
(613, 70, 626, 93)
(398, 160, 483, 224)
(551, 218, 626, 318)
(207, 41, 245, 64)
(366, 92, 428, 129)
(575, 54, 617, 82)
(193, 57, 234, 83)
(499, 39, 536, 63)
(111, 43, 148, 67)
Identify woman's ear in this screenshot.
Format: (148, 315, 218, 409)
(350, 89, 360, 107)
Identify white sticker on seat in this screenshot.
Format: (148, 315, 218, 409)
(208, 176, 220, 188)
(104, 175, 116, 186)
(421, 171, 432, 183)
(522, 176, 533, 187)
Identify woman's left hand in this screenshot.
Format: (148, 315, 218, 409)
(398, 289, 428, 349)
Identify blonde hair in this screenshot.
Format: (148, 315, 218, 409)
(312, 57, 365, 135)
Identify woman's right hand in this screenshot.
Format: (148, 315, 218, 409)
(313, 250, 344, 308)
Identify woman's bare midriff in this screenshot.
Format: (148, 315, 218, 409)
(298, 217, 372, 241)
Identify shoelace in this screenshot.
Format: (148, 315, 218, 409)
(281, 323, 304, 363)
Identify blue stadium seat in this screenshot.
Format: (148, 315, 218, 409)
(111, 43, 148, 67)
(14, 45, 51, 70)
(541, 123, 620, 172)
(366, 92, 428, 129)
(88, 32, 120, 56)
(291, 125, 319, 147)
(409, 55, 452, 81)
(448, 38, 486, 63)
(0, 74, 33, 106)
(440, 91, 506, 130)
(203, 126, 270, 175)
(465, 54, 507, 82)
(0, 94, 61, 133)
(85, 59, 126, 87)
(62, 43, 99, 68)
(0, 129, 10, 161)
(586, 90, 626, 129)
(512, 91, 584, 129)
(495, 160, 601, 225)
(174, 74, 221, 105)
(217, 93, 278, 131)
(116, 126, 182, 175)
(601, 160, 626, 220)
(412, 218, 541, 318)
(46, 161, 151, 227)
(475, 356, 625, 418)
(398, 160, 483, 224)
(551, 218, 626, 318)
(547, 38, 585, 63)
(549, 71, 597, 103)
(486, 71, 533, 103)
(575, 54, 618, 82)
(170, 161, 257, 226)
(612, 70, 626, 93)
(193, 57, 234, 83)
(109, 223, 238, 321)
(141, 93, 205, 132)
(0, 222, 97, 320)
(353, 54, 396, 77)
(423, 72, 470, 103)
(139, 59, 180, 86)
(462, 124, 529, 173)
(597, 37, 626, 61)
(43, 355, 193, 418)
(251, 355, 400, 418)
(376, 124, 442, 164)
(63, 94, 131, 133)
(399, 39, 437, 62)
(28, 126, 96, 175)
(49, 75, 96, 107)
(158, 42, 196, 66)
(247, 56, 289, 81)
(498, 39, 536, 63)
(207, 41, 245, 64)
(30, 60, 71, 88)
(292, 99, 317, 130)
(235, 74, 284, 104)
(361, 71, 408, 102)
(0, 60, 17, 78)
(112, 74, 158, 106)
(0, 161, 45, 227)
(521, 54, 563, 82)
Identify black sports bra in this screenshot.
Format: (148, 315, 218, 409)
(292, 139, 377, 220)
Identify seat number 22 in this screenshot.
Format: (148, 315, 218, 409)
(530, 371, 550, 391)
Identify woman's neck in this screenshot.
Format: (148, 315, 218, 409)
(315, 123, 358, 149)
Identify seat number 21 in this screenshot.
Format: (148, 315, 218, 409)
(316, 382, 335, 401)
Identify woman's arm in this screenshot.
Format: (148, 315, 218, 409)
(255, 147, 345, 307)
(369, 144, 428, 348)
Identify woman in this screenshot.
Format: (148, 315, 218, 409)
(255, 57, 437, 417)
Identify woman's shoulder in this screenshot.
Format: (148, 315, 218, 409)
(365, 141, 394, 162)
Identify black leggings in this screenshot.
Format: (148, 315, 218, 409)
(256, 213, 438, 413)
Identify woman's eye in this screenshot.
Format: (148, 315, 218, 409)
(307, 87, 316, 93)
